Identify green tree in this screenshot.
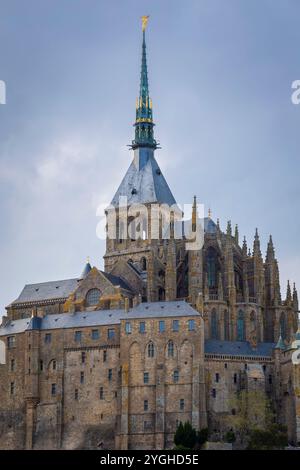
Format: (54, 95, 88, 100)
(247, 424, 288, 450)
(174, 421, 197, 449)
(197, 428, 209, 448)
(226, 390, 274, 445)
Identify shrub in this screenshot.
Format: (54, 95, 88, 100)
(174, 421, 197, 449)
(225, 430, 236, 443)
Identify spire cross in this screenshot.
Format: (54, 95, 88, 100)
(141, 15, 149, 32)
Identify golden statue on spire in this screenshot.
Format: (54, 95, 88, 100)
(141, 15, 149, 32)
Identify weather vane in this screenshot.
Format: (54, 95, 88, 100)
(141, 15, 149, 32)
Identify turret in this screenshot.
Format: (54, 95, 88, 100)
(286, 280, 292, 306)
(242, 236, 247, 258)
(234, 224, 239, 245)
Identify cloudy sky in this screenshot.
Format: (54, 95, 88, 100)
(0, 0, 299, 313)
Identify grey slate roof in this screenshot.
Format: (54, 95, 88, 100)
(205, 340, 276, 357)
(101, 272, 133, 291)
(111, 153, 176, 207)
(11, 278, 80, 305)
(124, 301, 200, 319)
(0, 301, 198, 335)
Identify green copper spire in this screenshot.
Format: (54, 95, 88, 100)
(131, 17, 157, 150)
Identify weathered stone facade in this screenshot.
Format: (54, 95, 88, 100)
(0, 21, 299, 449)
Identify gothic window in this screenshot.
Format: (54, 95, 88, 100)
(207, 247, 217, 288)
(147, 342, 155, 358)
(237, 310, 245, 341)
(86, 288, 101, 307)
(250, 311, 256, 332)
(224, 310, 229, 340)
(158, 287, 165, 301)
(211, 309, 219, 339)
(167, 340, 174, 357)
(140, 257, 147, 271)
(280, 312, 286, 340)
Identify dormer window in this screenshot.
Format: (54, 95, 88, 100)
(86, 288, 101, 307)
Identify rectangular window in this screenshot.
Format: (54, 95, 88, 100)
(144, 372, 149, 384)
(125, 322, 132, 334)
(179, 398, 185, 411)
(215, 373, 219, 383)
(269, 375, 272, 385)
(44, 333, 51, 344)
(188, 319, 195, 331)
(108, 329, 115, 340)
(10, 359, 15, 372)
(91, 329, 99, 340)
(139, 321, 146, 334)
(173, 370, 179, 383)
(7, 336, 15, 349)
(52, 360, 56, 370)
(99, 387, 104, 400)
(108, 369, 112, 381)
(10, 382, 15, 395)
(144, 400, 148, 411)
(159, 320, 165, 333)
(81, 352, 86, 364)
(212, 388, 216, 398)
(40, 360, 43, 371)
(51, 383, 56, 396)
(224, 363, 228, 369)
(172, 320, 179, 332)
(74, 389, 78, 400)
(75, 331, 82, 342)
(233, 373, 237, 384)
(80, 371, 84, 384)
(103, 350, 107, 362)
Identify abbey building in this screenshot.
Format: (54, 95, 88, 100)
(0, 21, 299, 450)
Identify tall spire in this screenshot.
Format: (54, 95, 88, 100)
(253, 228, 261, 257)
(266, 234, 275, 261)
(132, 17, 157, 150)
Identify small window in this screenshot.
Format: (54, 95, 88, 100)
(80, 372, 84, 384)
(139, 321, 146, 334)
(188, 319, 195, 331)
(108, 369, 112, 381)
(75, 331, 82, 342)
(40, 360, 43, 371)
(168, 340, 174, 357)
(125, 322, 132, 334)
(212, 388, 216, 398)
(224, 363, 228, 369)
(179, 398, 185, 411)
(159, 320, 165, 333)
(144, 400, 148, 411)
(103, 350, 107, 362)
(7, 336, 16, 349)
(144, 372, 149, 384)
(99, 387, 104, 400)
(74, 389, 78, 400)
(263, 364, 266, 372)
(51, 383, 56, 396)
(10, 359, 15, 372)
(172, 320, 179, 332)
(52, 360, 56, 371)
(269, 375, 272, 385)
(45, 333, 51, 344)
(147, 342, 155, 358)
(215, 373, 219, 383)
(232, 408, 236, 416)
(233, 373, 237, 384)
(91, 329, 99, 340)
(244, 364, 247, 370)
(10, 382, 15, 395)
(173, 370, 179, 383)
(81, 352, 86, 364)
(108, 329, 115, 340)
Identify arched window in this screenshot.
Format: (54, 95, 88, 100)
(173, 370, 179, 383)
(224, 310, 229, 340)
(86, 288, 101, 307)
(167, 340, 174, 357)
(237, 310, 245, 341)
(211, 309, 219, 339)
(158, 287, 165, 301)
(140, 257, 147, 271)
(207, 247, 217, 288)
(147, 342, 155, 358)
(250, 311, 256, 332)
(280, 313, 286, 340)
